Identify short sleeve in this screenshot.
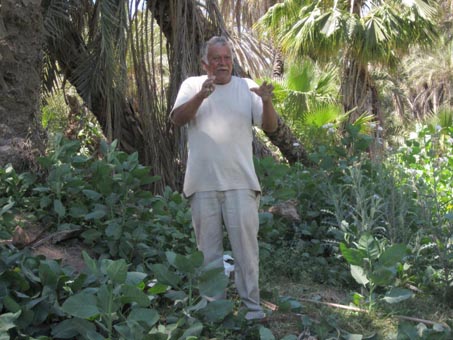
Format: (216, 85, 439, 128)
(172, 78, 199, 109)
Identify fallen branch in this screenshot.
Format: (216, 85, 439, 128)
(394, 315, 450, 329)
(29, 229, 82, 249)
(298, 298, 368, 313)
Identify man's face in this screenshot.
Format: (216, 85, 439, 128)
(202, 43, 233, 84)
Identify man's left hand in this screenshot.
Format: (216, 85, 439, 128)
(250, 81, 274, 103)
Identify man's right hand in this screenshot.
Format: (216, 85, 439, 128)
(199, 75, 216, 98)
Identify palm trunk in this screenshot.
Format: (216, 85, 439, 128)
(264, 117, 311, 165)
(342, 0, 381, 126)
(341, 57, 380, 125)
(0, 0, 45, 170)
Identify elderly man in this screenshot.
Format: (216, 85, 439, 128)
(171, 36, 278, 320)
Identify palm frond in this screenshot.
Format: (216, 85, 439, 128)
(304, 103, 345, 127)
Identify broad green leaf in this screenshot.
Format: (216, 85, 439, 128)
(120, 285, 150, 307)
(82, 251, 99, 276)
(114, 322, 138, 339)
(128, 307, 159, 327)
(189, 251, 204, 268)
(33, 186, 51, 193)
(340, 243, 366, 266)
(198, 299, 233, 322)
(84, 209, 106, 220)
(180, 321, 203, 338)
(126, 272, 147, 286)
(62, 293, 100, 318)
(51, 318, 97, 339)
(105, 222, 122, 240)
(151, 264, 181, 287)
(148, 282, 169, 295)
(81, 229, 102, 243)
(198, 268, 228, 297)
(165, 252, 177, 267)
(259, 326, 275, 340)
(370, 266, 396, 286)
(69, 205, 88, 218)
(186, 297, 208, 313)
(350, 265, 369, 286)
(0, 310, 21, 332)
(382, 288, 413, 304)
(40, 196, 52, 209)
(82, 190, 102, 201)
(97, 284, 120, 314)
(54, 199, 66, 218)
(39, 261, 59, 288)
(105, 259, 128, 284)
(358, 234, 380, 260)
(3, 295, 21, 313)
(0, 201, 14, 216)
(2, 270, 30, 291)
(166, 252, 196, 274)
(164, 290, 186, 301)
(378, 244, 408, 267)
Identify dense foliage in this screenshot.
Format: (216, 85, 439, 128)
(1, 120, 452, 338)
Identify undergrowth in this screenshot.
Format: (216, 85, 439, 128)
(0, 125, 452, 339)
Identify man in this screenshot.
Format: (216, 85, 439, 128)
(170, 36, 278, 320)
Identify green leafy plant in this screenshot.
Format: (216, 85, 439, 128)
(394, 125, 453, 301)
(0, 164, 37, 237)
(340, 233, 412, 311)
(57, 251, 157, 339)
(0, 246, 76, 338)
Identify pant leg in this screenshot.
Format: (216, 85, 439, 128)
(222, 189, 261, 312)
(190, 191, 224, 270)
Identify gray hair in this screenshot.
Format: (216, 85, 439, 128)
(201, 36, 234, 63)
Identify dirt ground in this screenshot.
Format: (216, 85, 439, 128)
(9, 224, 88, 272)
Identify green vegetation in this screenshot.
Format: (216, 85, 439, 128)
(1, 120, 452, 339)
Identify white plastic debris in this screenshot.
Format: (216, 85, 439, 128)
(223, 254, 234, 277)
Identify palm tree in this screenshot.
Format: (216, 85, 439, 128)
(43, 0, 185, 191)
(257, 0, 439, 127)
(403, 36, 453, 119)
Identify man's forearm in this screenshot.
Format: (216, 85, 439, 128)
(170, 93, 204, 126)
(261, 100, 278, 133)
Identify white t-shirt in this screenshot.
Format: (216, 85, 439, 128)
(173, 75, 263, 197)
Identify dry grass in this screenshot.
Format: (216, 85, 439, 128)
(261, 277, 453, 339)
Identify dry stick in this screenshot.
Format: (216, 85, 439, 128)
(394, 315, 450, 329)
(297, 298, 368, 313)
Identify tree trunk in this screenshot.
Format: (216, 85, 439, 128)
(341, 57, 380, 125)
(271, 48, 284, 79)
(264, 117, 311, 165)
(0, 0, 45, 171)
(341, 1, 381, 126)
(44, 16, 145, 158)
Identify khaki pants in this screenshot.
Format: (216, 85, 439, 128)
(190, 189, 262, 312)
